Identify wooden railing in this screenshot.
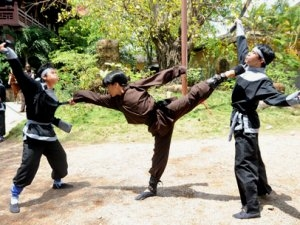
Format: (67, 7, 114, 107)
(0, 2, 47, 29)
(0, 6, 14, 22)
(18, 7, 47, 29)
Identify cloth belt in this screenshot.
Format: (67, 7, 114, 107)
(228, 111, 239, 141)
(23, 119, 57, 141)
(0, 102, 6, 111)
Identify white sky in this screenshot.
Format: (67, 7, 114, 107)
(216, 0, 299, 35)
(256, 0, 299, 6)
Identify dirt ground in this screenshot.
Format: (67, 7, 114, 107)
(0, 126, 299, 225)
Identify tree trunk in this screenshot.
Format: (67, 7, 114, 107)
(95, 39, 120, 69)
(145, 40, 153, 67)
(152, 35, 181, 70)
(25, 54, 29, 65)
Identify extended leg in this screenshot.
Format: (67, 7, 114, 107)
(10, 139, 43, 213)
(13, 139, 44, 187)
(167, 82, 213, 121)
(135, 127, 174, 200)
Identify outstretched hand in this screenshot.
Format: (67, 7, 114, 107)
(0, 42, 7, 52)
(230, 19, 243, 33)
(222, 70, 236, 79)
(235, 19, 242, 25)
(69, 98, 76, 105)
(222, 64, 245, 79)
(178, 65, 187, 75)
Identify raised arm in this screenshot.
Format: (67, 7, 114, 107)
(236, 20, 249, 65)
(73, 90, 118, 110)
(256, 79, 300, 107)
(132, 66, 186, 89)
(0, 44, 39, 95)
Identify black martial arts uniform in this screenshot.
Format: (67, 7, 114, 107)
(1, 47, 71, 213)
(0, 80, 6, 139)
(73, 66, 230, 199)
(230, 31, 300, 216)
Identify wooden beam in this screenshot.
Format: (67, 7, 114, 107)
(181, 0, 188, 95)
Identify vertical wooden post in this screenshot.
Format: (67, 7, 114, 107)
(181, 0, 188, 95)
(13, 1, 18, 25)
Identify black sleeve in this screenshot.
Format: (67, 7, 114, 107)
(237, 36, 249, 65)
(256, 80, 290, 106)
(0, 85, 6, 102)
(52, 117, 60, 127)
(8, 59, 40, 99)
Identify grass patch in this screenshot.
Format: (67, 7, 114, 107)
(6, 90, 300, 145)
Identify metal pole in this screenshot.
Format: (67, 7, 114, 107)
(181, 0, 188, 95)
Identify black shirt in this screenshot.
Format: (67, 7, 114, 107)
(8, 58, 61, 141)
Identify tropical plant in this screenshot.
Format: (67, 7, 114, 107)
(0, 54, 10, 84)
(3, 26, 54, 68)
(50, 50, 99, 93)
(52, 18, 91, 53)
(244, 0, 300, 86)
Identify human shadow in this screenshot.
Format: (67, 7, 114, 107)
(96, 182, 240, 202)
(20, 181, 91, 207)
(260, 190, 300, 219)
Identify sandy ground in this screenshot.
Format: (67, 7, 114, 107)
(0, 104, 300, 225)
(4, 102, 26, 133)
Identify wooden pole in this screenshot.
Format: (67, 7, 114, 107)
(181, 0, 188, 95)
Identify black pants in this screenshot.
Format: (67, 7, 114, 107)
(234, 131, 272, 214)
(13, 138, 68, 188)
(0, 111, 5, 136)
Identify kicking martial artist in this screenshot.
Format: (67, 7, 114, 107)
(229, 20, 300, 219)
(0, 42, 73, 214)
(70, 64, 244, 201)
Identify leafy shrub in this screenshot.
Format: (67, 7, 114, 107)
(266, 53, 300, 89)
(103, 62, 144, 82)
(186, 68, 206, 86)
(50, 51, 146, 96)
(0, 54, 10, 85)
(50, 50, 99, 93)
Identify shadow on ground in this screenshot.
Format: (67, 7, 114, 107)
(260, 191, 300, 220)
(20, 181, 91, 208)
(96, 183, 300, 219)
(96, 182, 240, 201)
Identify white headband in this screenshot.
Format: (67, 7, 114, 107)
(252, 47, 265, 63)
(41, 68, 52, 77)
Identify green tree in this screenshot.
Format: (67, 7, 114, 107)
(64, 0, 240, 69)
(50, 50, 99, 93)
(3, 26, 54, 67)
(0, 54, 10, 84)
(243, 0, 300, 86)
(52, 18, 92, 53)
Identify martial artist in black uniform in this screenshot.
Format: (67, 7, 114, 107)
(229, 20, 300, 219)
(0, 43, 73, 214)
(0, 79, 6, 141)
